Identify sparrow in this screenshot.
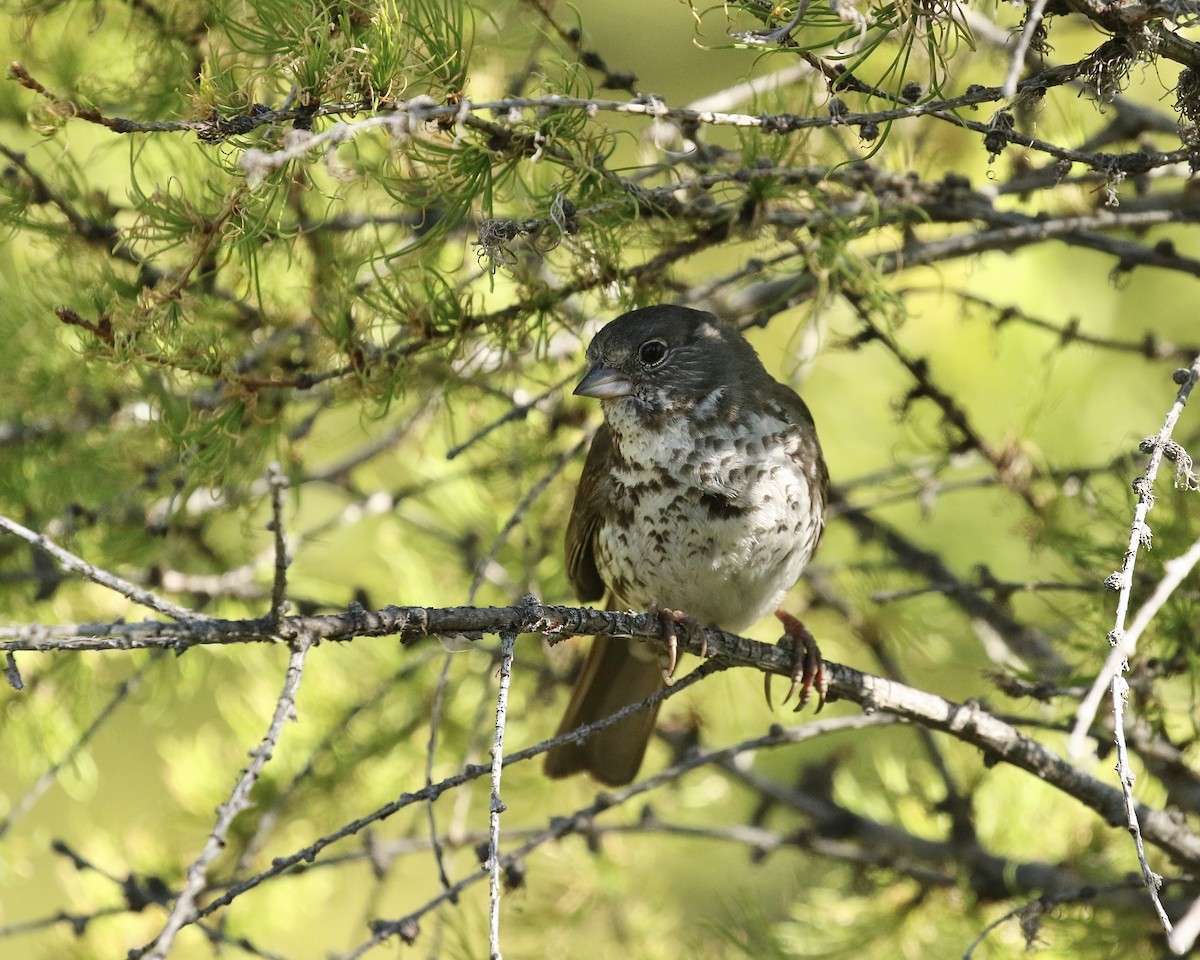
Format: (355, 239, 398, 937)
(544, 305, 829, 786)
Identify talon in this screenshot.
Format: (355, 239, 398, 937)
(645, 604, 703, 684)
(783, 673, 801, 707)
(773, 609, 826, 713)
(661, 651, 676, 686)
(655, 605, 683, 682)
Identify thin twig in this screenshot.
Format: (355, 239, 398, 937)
(356, 713, 898, 956)
(221, 656, 435, 900)
(421, 431, 587, 902)
(467, 434, 589, 599)
(487, 629, 517, 960)
(18, 53, 1192, 182)
(445, 370, 578, 460)
(267, 463, 290, 623)
(1002, 0, 1051, 97)
(4, 651, 22, 689)
(845, 294, 1042, 510)
(4, 597, 1200, 867)
(829, 490, 1066, 672)
(0, 514, 205, 622)
(961, 881, 1163, 959)
(448, 663, 502, 852)
(871, 579, 1098, 603)
(423, 652, 458, 899)
(194, 659, 721, 930)
(1069, 534, 1200, 758)
(134, 633, 313, 959)
(946, 289, 1199, 362)
(1095, 355, 1200, 935)
(1168, 891, 1200, 954)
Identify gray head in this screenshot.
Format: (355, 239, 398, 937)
(574, 306, 767, 415)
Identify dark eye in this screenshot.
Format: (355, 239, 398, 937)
(638, 339, 668, 367)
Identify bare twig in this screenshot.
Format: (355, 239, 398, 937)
(487, 629, 517, 960)
(267, 463, 290, 623)
(828, 490, 1066, 672)
(947, 290, 1199, 362)
(1002, 0, 1052, 97)
(423, 652, 458, 899)
(961, 880, 1173, 958)
(420, 431, 587, 902)
(133, 633, 313, 959)
(445, 370, 578, 460)
(17, 55, 1192, 184)
(1092, 355, 1200, 934)
(195, 660, 721, 939)
(723, 753, 1097, 900)
(0, 514, 206, 622)
(12, 799, 1165, 952)
(221, 656, 435, 899)
(846, 296, 1041, 510)
(4, 595, 1200, 867)
(3, 651, 22, 689)
(358, 713, 899, 955)
(1069, 534, 1200, 757)
(1169, 891, 1200, 954)
(467, 434, 589, 599)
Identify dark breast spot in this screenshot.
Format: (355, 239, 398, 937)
(698, 491, 747, 520)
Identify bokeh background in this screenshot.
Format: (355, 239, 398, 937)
(1, 1, 1198, 957)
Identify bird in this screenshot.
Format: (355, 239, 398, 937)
(544, 304, 829, 786)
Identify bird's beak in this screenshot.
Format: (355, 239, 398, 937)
(574, 365, 632, 399)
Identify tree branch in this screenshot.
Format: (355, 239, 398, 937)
(4, 596, 1199, 867)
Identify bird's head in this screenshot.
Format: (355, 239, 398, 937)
(574, 305, 763, 417)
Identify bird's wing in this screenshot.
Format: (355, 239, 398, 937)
(564, 424, 616, 602)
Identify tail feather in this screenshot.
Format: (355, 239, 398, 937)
(543, 635, 664, 786)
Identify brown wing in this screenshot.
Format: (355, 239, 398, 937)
(564, 424, 617, 602)
(552, 424, 664, 785)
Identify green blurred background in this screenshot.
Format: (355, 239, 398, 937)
(1, 0, 1198, 957)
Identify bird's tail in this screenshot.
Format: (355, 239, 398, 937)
(543, 635, 664, 786)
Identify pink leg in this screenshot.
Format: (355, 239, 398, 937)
(764, 610, 827, 712)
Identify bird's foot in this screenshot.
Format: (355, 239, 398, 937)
(647, 603, 697, 685)
(764, 609, 826, 713)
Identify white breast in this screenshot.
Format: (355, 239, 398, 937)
(596, 405, 820, 632)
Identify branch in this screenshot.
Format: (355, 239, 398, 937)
(360, 714, 899, 955)
(1088, 354, 1200, 934)
(827, 492, 1066, 672)
(487, 629, 517, 960)
(16, 59, 1192, 187)
(5, 597, 1200, 866)
(0, 514, 207, 622)
(133, 633, 313, 959)
(266, 462, 291, 623)
(1003, 0, 1053, 98)
(0, 656, 159, 839)
(1070, 534, 1200, 756)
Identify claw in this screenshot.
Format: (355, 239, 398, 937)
(661, 621, 678, 685)
(773, 609, 827, 713)
(651, 604, 686, 685)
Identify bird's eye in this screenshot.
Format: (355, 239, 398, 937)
(638, 339, 668, 367)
